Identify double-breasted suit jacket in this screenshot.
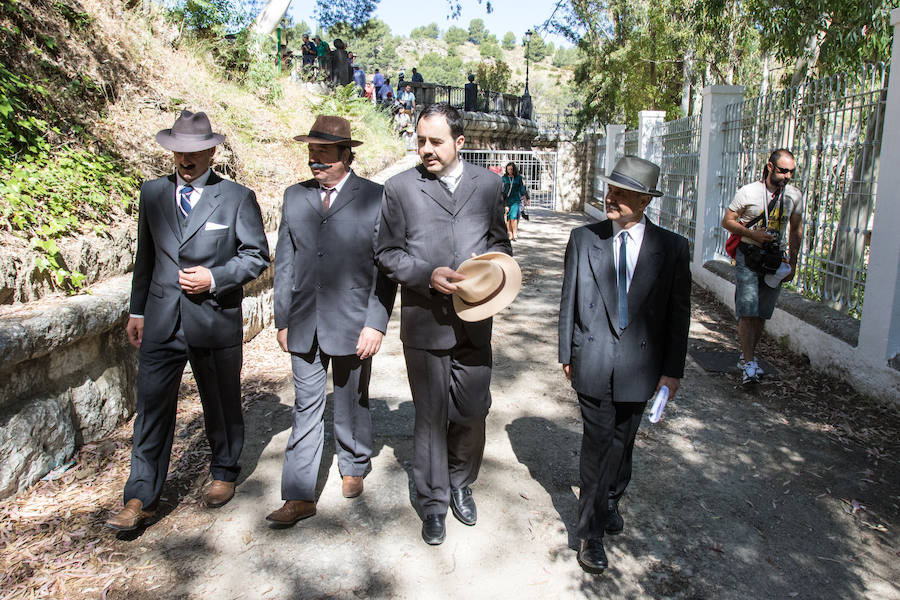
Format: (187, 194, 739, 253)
(376, 162, 511, 349)
(272, 171, 397, 501)
(274, 173, 396, 355)
(125, 170, 269, 507)
(559, 218, 691, 403)
(130, 172, 270, 346)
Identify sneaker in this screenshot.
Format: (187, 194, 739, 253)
(737, 354, 764, 375)
(742, 361, 761, 385)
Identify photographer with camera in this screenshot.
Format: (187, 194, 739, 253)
(722, 149, 803, 386)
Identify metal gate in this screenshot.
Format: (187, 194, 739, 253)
(459, 149, 558, 210)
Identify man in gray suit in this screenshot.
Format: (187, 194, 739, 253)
(266, 116, 397, 527)
(105, 111, 270, 531)
(558, 156, 691, 574)
(376, 103, 511, 545)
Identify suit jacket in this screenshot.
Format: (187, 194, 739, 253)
(558, 218, 691, 402)
(376, 162, 512, 350)
(274, 172, 397, 357)
(130, 172, 270, 348)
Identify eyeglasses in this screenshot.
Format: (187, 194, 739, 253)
(773, 165, 796, 175)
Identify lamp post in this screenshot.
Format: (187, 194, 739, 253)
(520, 29, 533, 120)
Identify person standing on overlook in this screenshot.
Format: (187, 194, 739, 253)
(104, 111, 269, 531)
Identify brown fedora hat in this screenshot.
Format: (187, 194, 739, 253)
(452, 252, 522, 322)
(598, 155, 664, 197)
(294, 115, 363, 147)
(155, 110, 225, 152)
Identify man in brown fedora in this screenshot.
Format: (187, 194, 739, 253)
(376, 103, 511, 545)
(558, 155, 691, 574)
(265, 115, 396, 527)
(105, 110, 270, 531)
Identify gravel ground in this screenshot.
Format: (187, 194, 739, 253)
(2, 207, 898, 600)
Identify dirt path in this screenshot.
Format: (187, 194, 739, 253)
(2, 209, 898, 600)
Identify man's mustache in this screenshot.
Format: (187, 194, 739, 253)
(309, 162, 332, 170)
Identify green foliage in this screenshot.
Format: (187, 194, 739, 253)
(502, 31, 516, 50)
(167, 0, 249, 38)
(418, 51, 466, 86)
(410, 23, 440, 40)
(314, 0, 379, 30)
(525, 30, 548, 62)
(328, 18, 397, 74)
(475, 59, 512, 92)
(444, 25, 468, 46)
(0, 147, 137, 291)
(55, 1, 92, 30)
(552, 46, 578, 68)
(0, 61, 53, 159)
(479, 36, 502, 60)
(310, 83, 398, 146)
(467, 18, 488, 44)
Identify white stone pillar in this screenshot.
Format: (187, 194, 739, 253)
(637, 110, 666, 164)
(694, 85, 745, 268)
(857, 8, 900, 367)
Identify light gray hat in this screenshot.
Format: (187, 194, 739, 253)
(155, 110, 225, 152)
(598, 155, 663, 197)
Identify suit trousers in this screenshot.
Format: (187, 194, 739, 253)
(281, 340, 373, 501)
(403, 336, 492, 517)
(576, 389, 647, 540)
(124, 323, 244, 507)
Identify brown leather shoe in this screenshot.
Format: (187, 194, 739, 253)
(342, 475, 364, 498)
(202, 480, 235, 508)
(104, 499, 155, 531)
(265, 500, 316, 528)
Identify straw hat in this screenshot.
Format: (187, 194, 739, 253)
(155, 110, 225, 152)
(452, 252, 522, 322)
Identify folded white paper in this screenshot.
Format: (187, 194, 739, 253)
(648, 385, 669, 423)
(205, 222, 229, 230)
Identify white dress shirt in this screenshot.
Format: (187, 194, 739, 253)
(612, 217, 647, 292)
(439, 160, 465, 194)
(320, 169, 352, 203)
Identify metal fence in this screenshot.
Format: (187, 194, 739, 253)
(646, 115, 702, 252)
(718, 63, 888, 316)
(428, 85, 522, 117)
(460, 149, 558, 210)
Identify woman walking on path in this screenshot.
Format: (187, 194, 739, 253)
(502, 162, 529, 240)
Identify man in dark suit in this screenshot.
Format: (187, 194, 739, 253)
(376, 103, 511, 545)
(105, 111, 270, 531)
(265, 116, 397, 527)
(558, 156, 691, 574)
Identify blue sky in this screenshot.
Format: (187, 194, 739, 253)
(285, 0, 573, 47)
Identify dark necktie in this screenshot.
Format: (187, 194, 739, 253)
(179, 185, 193, 219)
(618, 231, 629, 329)
(322, 187, 335, 212)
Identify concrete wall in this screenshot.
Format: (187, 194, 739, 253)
(0, 233, 277, 499)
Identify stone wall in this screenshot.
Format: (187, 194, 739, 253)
(0, 234, 277, 499)
(461, 112, 539, 150)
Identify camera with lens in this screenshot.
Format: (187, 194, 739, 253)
(741, 229, 784, 275)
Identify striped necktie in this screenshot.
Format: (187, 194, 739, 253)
(322, 187, 335, 212)
(179, 185, 194, 219)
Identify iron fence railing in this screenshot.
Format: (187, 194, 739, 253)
(425, 85, 522, 117)
(718, 62, 888, 316)
(460, 149, 558, 210)
(647, 115, 702, 252)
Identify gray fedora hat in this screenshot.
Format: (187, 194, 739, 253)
(598, 155, 663, 197)
(155, 110, 225, 152)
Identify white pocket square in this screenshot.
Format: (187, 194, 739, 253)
(205, 222, 229, 230)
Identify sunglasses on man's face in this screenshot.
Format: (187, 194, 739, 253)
(773, 165, 796, 175)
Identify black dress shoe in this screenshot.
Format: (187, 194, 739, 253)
(577, 538, 608, 574)
(605, 501, 624, 535)
(450, 486, 477, 526)
(422, 514, 446, 545)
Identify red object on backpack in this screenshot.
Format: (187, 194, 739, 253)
(725, 233, 740, 258)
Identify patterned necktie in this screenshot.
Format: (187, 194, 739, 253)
(179, 185, 194, 219)
(618, 231, 629, 329)
(322, 187, 335, 212)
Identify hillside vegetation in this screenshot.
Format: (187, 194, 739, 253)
(0, 0, 403, 306)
